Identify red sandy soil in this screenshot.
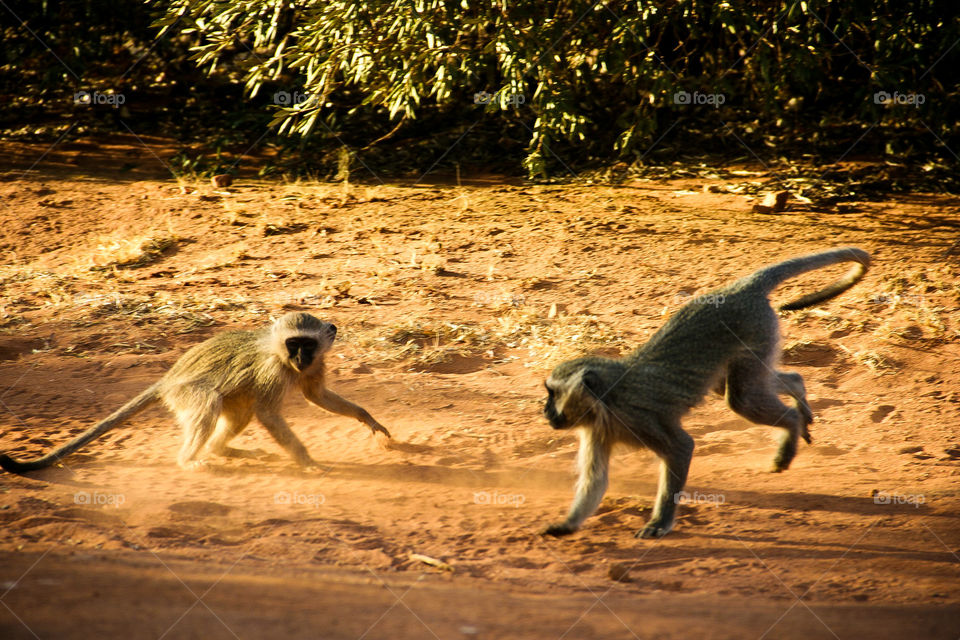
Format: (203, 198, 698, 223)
(0, 138, 958, 639)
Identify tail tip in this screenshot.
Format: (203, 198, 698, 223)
(0, 453, 21, 473)
(0, 453, 36, 474)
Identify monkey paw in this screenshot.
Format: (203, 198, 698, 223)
(181, 459, 209, 471)
(372, 430, 392, 449)
(540, 523, 576, 537)
(370, 424, 392, 439)
(635, 522, 671, 539)
(219, 447, 269, 459)
(299, 460, 332, 473)
(771, 456, 793, 472)
(302, 465, 329, 474)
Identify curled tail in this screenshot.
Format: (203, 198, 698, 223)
(751, 247, 870, 311)
(0, 383, 161, 473)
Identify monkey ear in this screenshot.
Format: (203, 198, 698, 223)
(580, 368, 603, 398)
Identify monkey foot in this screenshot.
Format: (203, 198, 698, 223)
(218, 447, 270, 459)
(181, 459, 209, 471)
(300, 461, 332, 473)
(635, 522, 672, 539)
(540, 523, 576, 537)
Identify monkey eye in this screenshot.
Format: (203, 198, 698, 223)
(285, 337, 318, 361)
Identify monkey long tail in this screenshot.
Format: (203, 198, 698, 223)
(753, 247, 870, 311)
(0, 383, 161, 473)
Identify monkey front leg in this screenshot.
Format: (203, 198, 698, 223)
(542, 430, 611, 537)
(636, 429, 694, 539)
(306, 387, 391, 438)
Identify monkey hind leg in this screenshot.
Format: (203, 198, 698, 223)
(776, 371, 813, 443)
(207, 407, 265, 459)
(636, 424, 694, 539)
(256, 410, 320, 469)
(725, 361, 807, 472)
(174, 392, 223, 469)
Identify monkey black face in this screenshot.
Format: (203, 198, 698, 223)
(285, 337, 319, 372)
(543, 383, 571, 430)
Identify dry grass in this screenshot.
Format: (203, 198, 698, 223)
(352, 319, 491, 367)
(850, 349, 900, 374)
(88, 233, 179, 271)
(348, 306, 629, 371)
(490, 308, 629, 369)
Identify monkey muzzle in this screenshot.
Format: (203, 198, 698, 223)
(285, 337, 318, 372)
(543, 404, 570, 430)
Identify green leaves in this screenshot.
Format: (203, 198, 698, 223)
(153, 0, 957, 177)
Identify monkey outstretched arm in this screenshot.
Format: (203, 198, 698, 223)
(303, 385, 391, 438)
(542, 431, 611, 536)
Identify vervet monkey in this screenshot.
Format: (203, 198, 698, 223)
(0, 312, 390, 472)
(542, 247, 869, 538)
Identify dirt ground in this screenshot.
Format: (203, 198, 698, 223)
(1, 138, 958, 639)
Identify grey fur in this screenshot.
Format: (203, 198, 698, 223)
(0, 312, 390, 473)
(541, 247, 869, 539)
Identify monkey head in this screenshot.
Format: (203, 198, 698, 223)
(543, 358, 608, 430)
(273, 312, 337, 373)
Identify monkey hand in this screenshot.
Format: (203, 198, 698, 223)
(540, 522, 577, 537)
(369, 422, 391, 439)
(356, 408, 390, 440)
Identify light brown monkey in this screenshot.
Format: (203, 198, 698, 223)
(0, 312, 390, 472)
(542, 247, 869, 539)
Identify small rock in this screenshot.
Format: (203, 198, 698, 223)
(761, 190, 791, 211)
(608, 563, 632, 582)
(211, 174, 233, 188)
(898, 446, 924, 455)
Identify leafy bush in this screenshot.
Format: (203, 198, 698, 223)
(155, 0, 958, 176)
